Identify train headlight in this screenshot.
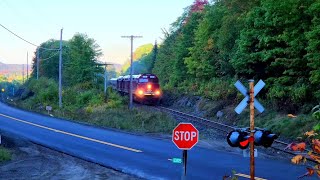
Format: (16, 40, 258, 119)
(155, 90, 161, 96)
(138, 90, 144, 95)
(147, 84, 152, 89)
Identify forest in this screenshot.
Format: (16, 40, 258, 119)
(130, 0, 320, 113)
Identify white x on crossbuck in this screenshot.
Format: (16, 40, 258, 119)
(234, 80, 265, 114)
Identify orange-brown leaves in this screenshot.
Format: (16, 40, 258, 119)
(287, 114, 297, 118)
(312, 139, 320, 153)
(291, 129, 320, 178)
(315, 165, 320, 177)
(298, 167, 315, 179)
(298, 165, 320, 179)
(308, 151, 320, 163)
(291, 155, 306, 164)
(305, 130, 318, 138)
(307, 167, 315, 176)
(285, 142, 306, 152)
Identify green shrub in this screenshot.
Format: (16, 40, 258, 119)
(87, 107, 177, 133)
(25, 78, 58, 107)
(197, 78, 237, 101)
(64, 87, 104, 108)
(0, 147, 11, 162)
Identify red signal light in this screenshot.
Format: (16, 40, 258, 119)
(240, 139, 249, 147)
(239, 136, 254, 147)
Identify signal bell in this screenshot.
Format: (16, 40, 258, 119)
(227, 128, 278, 149)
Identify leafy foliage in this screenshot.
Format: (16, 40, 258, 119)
(306, 1, 320, 99)
(151, 0, 320, 112)
(30, 33, 103, 88)
(64, 33, 103, 86)
(287, 120, 320, 178)
(30, 39, 69, 81)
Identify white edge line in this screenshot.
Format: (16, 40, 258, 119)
(0, 113, 142, 153)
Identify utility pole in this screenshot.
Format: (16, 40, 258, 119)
(249, 80, 255, 180)
(58, 28, 63, 108)
(27, 51, 29, 80)
(104, 62, 107, 95)
(95, 62, 113, 96)
(22, 64, 24, 83)
(36, 48, 39, 80)
(121, 35, 142, 109)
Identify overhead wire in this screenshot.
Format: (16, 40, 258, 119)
(0, 23, 59, 51)
(40, 51, 60, 61)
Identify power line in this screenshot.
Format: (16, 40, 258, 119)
(41, 51, 60, 61)
(0, 23, 59, 51)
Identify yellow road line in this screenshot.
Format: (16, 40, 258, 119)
(235, 173, 267, 180)
(0, 113, 142, 153)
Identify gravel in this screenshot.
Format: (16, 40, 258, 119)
(0, 134, 142, 180)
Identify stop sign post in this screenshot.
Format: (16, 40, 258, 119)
(172, 123, 199, 179)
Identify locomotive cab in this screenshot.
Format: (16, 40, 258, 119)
(134, 74, 162, 104)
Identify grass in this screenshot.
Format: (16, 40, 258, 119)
(0, 147, 11, 162)
(82, 106, 177, 133)
(13, 99, 177, 134)
(236, 109, 319, 139)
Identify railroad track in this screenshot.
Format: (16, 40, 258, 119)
(154, 106, 318, 163)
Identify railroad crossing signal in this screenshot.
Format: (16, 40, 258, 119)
(234, 80, 265, 114)
(234, 79, 266, 180)
(254, 129, 278, 148)
(227, 129, 252, 149)
(227, 128, 278, 149)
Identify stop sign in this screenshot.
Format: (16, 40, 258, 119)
(172, 123, 199, 150)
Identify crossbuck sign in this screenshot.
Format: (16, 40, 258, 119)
(234, 80, 265, 114)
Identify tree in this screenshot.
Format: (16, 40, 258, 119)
(30, 39, 68, 80)
(184, 3, 225, 80)
(149, 40, 158, 72)
(153, 32, 178, 88)
(190, 0, 208, 13)
(64, 33, 103, 86)
(306, 1, 320, 99)
(232, 0, 314, 110)
(171, 3, 206, 87)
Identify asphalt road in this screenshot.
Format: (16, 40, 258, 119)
(0, 102, 316, 180)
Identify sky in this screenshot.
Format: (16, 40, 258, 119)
(0, 0, 194, 65)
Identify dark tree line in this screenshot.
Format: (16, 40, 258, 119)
(149, 0, 320, 112)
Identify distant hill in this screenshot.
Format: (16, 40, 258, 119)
(0, 62, 31, 82)
(96, 61, 122, 73)
(121, 44, 153, 74)
(109, 63, 122, 72)
(0, 62, 31, 75)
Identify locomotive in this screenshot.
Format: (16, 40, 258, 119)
(110, 73, 162, 104)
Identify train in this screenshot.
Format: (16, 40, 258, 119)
(110, 73, 162, 104)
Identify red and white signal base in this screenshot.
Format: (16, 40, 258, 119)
(172, 123, 199, 150)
